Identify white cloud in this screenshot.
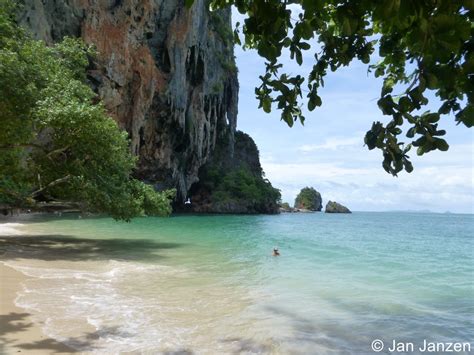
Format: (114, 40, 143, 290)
(263, 158, 474, 213)
(232, 18, 473, 213)
(297, 136, 363, 152)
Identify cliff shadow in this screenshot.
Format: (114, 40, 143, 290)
(0, 235, 183, 262)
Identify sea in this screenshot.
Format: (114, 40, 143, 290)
(1, 212, 473, 354)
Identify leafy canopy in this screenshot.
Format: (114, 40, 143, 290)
(202, 165, 281, 209)
(0, 1, 175, 220)
(197, 0, 473, 175)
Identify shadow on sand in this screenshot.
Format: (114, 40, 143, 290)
(218, 305, 371, 354)
(0, 312, 198, 354)
(0, 312, 138, 353)
(0, 235, 183, 262)
(0, 235, 188, 352)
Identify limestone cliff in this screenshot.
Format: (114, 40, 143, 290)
(184, 131, 281, 214)
(18, 0, 238, 199)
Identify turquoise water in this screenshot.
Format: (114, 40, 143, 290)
(2, 212, 473, 354)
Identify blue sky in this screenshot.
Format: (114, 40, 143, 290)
(232, 10, 473, 213)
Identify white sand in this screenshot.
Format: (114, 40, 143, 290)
(0, 221, 76, 354)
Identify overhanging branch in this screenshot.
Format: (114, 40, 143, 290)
(30, 175, 72, 198)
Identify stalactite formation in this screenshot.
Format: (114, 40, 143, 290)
(19, 0, 239, 199)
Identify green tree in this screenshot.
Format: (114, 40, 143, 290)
(197, 0, 473, 175)
(0, 1, 174, 220)
(193, 130, 281, 213)
(294, 187, 322, 211)
(200, 165, 281, 212)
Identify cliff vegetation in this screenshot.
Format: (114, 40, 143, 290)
(294, 187, 322, 211)
(0, 1, 174, 220)
(186, 131, 281, 214)
(17, 0, 239, 200)
(3, 0, 281, 217)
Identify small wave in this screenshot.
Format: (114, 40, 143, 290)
(0, 222, 26, 236)
(5, 259, 200, 353)
(2, 259, 191, 281)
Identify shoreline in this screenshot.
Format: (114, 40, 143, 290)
(0, 262, 76, 354)
(0, 222, 77, 354)
(1, 213, 472, 353)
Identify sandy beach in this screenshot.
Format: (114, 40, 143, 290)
(0, 262, 77, 355)
(0, 220, 75, 354)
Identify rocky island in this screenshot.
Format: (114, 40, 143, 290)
(280, 188, 352, 214)
(325, 201, 351, 213)
(293, 187, 323, 212)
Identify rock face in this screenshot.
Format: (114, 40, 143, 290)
(294, 187, 323, 211)
(325, 201, 351, 213)
(183, 131, 280, 214)
(18, 0, 238, 199)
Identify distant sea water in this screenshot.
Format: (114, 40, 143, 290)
(1, 212, 473, 354)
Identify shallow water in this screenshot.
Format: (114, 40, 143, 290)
(1, 212, 473, 354)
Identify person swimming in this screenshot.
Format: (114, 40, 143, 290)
(272, 248, 280, 256)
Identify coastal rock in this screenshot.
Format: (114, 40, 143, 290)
(325, 201, 351, 213)
(18, 0, 238, 200)
(184, 131, 280, 214)
(279, 202, 293, 213)
(294, 187, 323, 211)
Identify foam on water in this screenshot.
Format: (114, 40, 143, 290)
(3, 259, 185, 280)
(0, 222, 25, 236)
(4, 259, 204, 353)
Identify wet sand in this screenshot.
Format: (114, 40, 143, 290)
(0, 262, 76, 354)
(0, 219, 77, 354)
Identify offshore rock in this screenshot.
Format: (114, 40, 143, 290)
(294, 187, 323, 211)
(18, 0, 238, 199)
(325, 201, 351, 214)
